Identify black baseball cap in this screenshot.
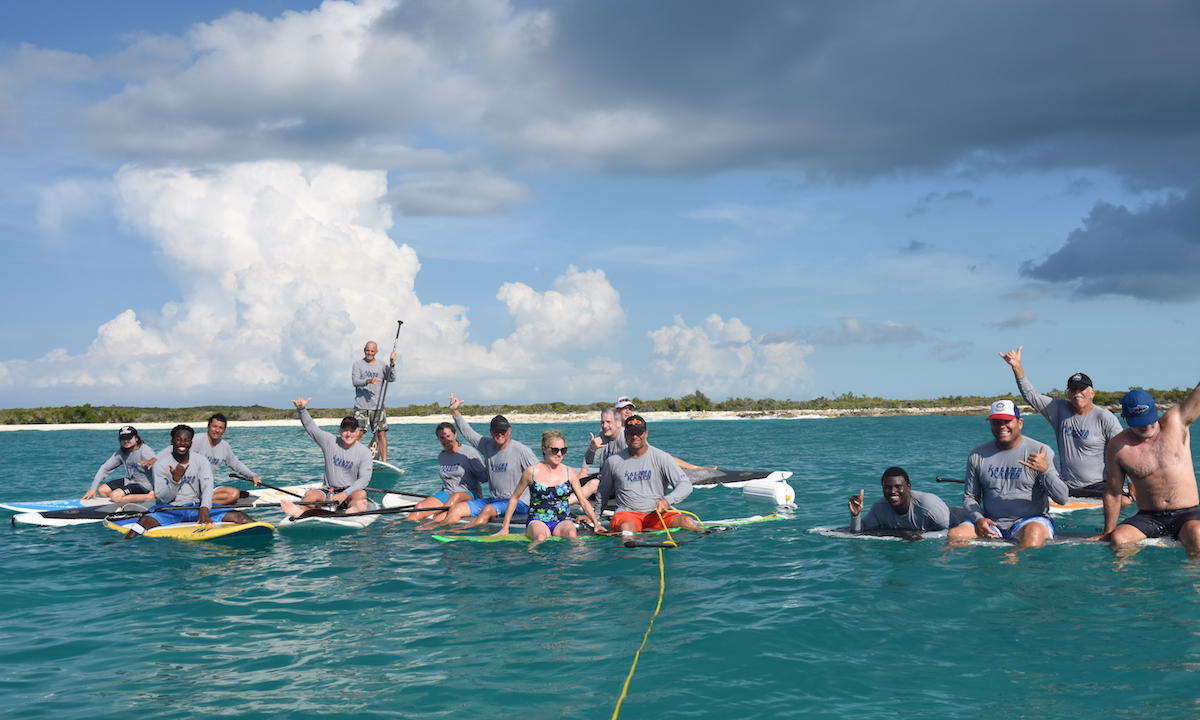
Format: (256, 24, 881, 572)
(1066, 372, 1093, 390)
(118, 425, 138, 440)
(340, 416, 359, 430)
(490, 415, 511, 433)
(623, 415, 647, 434)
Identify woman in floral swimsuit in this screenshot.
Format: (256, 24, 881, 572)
(494, 430, 602, 547)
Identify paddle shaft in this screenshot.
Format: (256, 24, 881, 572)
(936, 476, 965, 483)
(228, 473, 306, 498)
(296, 503, 450, 519)
(375, 320, 404, 413)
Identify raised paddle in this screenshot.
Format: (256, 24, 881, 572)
(374, 320, 404, 415)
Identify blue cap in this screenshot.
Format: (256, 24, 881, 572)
(1121, 390, 1159, 427)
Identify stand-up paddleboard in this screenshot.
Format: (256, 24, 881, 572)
(9, 482, 320, 528)
(372, 459, 405, 482)
(378, 490, 430, 509)
(432, 514, 781, 543)
(278, 500, 382, 529)
(103, 519, 276, 541)
(686, 468, 792, 488)
(808, 525, 1181, 547)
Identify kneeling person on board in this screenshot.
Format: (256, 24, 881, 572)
(192, 413, 263, 505)
(1097, 388, 1200, 556)
(848, 466, 954, 534)
(494, 430, 603, 546)
(280, 398, 372, 517)
(407, 422, 488, 523)
(598, 415, 701, 535)
(947, 400, 1069, 549)
(84, 426, 156, 503)
(123, 425, 253, 537)
(439, 397, 537, 527)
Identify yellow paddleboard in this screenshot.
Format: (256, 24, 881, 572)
(103, 520, 275, 540)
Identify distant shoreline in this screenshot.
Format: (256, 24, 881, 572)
(0, 406, 994, 432)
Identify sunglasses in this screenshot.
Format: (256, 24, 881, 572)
(545, 446, 568, 455)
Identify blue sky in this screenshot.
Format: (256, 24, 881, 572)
(1, 0, 1198, 409)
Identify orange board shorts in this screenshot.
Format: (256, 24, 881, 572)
(610, 510, 682, 532)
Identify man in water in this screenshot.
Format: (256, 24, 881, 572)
(999, 346, 1124, 497)
(406, 422, 488, 523)
(947, 399, 1070, 549)
(85, 426, 156, 503)
(438, 396, 537, 527)
(848, 466, 955, 534)
(191, 413, 263, 505)
(280, 398, 373, 517)
(122, 425, 253, 537)
(1098, 388, 1200, 556)
(352, 340, 397, 463)
(598, 415, 700, 535)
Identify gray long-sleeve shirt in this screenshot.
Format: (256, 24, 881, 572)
(851, 490, 951, 533)
(192, 438, 255, 479)
(90, 443, 156, 492)
(438, 444, 488, 496)
(1015, 376, 1123, 488)
(584, 433, 626, 467)
(152, 450, 214, 508)
(963, 436, 1070, 528)
(299, 408, 373, 495)
(452, 414, 536, 501)
(598, 445, 693, 513)
(352, 359, 396, 411)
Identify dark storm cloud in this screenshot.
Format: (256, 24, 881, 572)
(1020, 187, 1200, 301)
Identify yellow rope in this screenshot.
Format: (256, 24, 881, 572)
(611, 546, 666, 719)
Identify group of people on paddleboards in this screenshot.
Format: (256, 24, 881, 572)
(846, 345, 1200, 558)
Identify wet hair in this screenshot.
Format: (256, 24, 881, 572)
(435, 421, 456, 436)
(880, 466, 910, 485)
(541, 429, 565, 452)
(207, 413, 227, 426)
(170, 424, 196, 441)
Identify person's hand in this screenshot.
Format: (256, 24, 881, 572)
(293, 397, 310, 410)
(170, 463, 187, 483)
(999, 346, 1024, 373)
(655, 497, 671, 514)
(139, 457, 157, 468)
(198, 506, 213, 528)
(449, 395, 462, 412)
(974, 517, 1001, 538)
(389, 352, 397, 364)
(848, 489, 865, 517)
(250, 475, 262, 487)
(82, 488, 96, 500)
(1020, 447, 1050, 474)
(588, 432, 602, 451)
(368, 377, 381, 384)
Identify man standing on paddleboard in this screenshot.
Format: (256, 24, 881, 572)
(122, 425, 253, 537)
(438, 396, 538, 527)
(1098, 388, 1200, 557)
(999, 346, 1125, 499)
(948, 400, 1070, 550)
(281, 398, 372, 517)
(352, 340, 396, 463)
(848, 466, 957, 534)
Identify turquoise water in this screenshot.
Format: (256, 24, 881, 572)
(1, 416, 1197, 719)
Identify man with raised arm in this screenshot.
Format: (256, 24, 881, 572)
(121, 425, 253, 537)
(1099, 388, 1200, 556)
(848, 466, 954, 535)
(280, 398, 372, 517)
(999, 346, 1123, 497)
(947, 400, 1070, 550)
(438, 395, 537, 527)
(352, 340, 397, 463)
(598, 415, 701, 535)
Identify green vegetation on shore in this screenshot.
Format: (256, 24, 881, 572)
(0, 387, 1192, 426)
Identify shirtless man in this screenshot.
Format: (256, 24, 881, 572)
(999, 346, 1123, 497)
(848, 466, 954, 534)
(1099, 388, 1200, 556)
(947, 400, 1070, 550)
(280, 398, 373, 517)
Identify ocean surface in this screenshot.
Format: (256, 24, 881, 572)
(1, 415, 1197, 720)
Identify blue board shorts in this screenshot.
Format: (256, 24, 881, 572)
(144, 505, 236, 525)
(993, 515, 1055, 540)
(465, 497, 529, 517)
(433, 489, 477, 503)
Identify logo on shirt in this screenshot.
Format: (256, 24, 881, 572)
(333, 457, 355, 471)
(986, 466, 1023, 480)
(624, 470, 653, 482)
(1066, 427, 1090, 440)
(491, 461, 508, 473)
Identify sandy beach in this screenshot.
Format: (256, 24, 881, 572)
(0, 406, 989, 432)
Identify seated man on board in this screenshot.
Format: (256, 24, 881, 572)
(1097, 388, 1200, 557)
(999, 346, 1124, 498)
(436, 396, 537, 527)
(848, 466, 957, 535)
(122, 425, 254, 538)
(84, 426, 156, 503)
(279, 398, 372, 517)
(947, 400, 1069, 550)
(597, 415, 702, 536)
(190, 413, 264, 505)
(406, 422, 488, 523)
